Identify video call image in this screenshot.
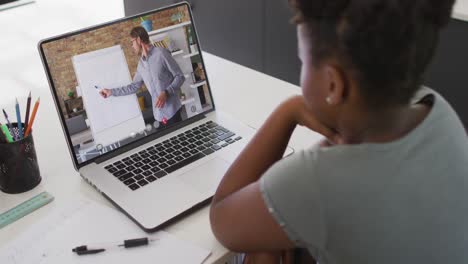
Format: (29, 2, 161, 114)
(41, 5, 214, 164)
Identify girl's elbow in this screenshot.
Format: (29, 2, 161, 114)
(209, 203, 232, 249)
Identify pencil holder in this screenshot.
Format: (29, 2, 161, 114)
(0, 123, 41, 194)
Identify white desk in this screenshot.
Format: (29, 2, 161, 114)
(0, 1, 324, 263)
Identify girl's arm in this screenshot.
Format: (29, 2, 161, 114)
(210, 95, 336, 252)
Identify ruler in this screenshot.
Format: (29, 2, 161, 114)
(0, 191, 54, 229)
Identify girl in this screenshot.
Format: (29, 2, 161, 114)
(210, 0, 467, 263)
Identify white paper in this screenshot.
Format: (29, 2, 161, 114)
(0, 199, 210, 264)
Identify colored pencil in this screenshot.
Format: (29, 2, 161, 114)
(2, 109, 16, 141)
(15, 98, 23, 140)
(24, 97, 40, 137)
(24, 91, 32, 129)
(0, 122, 7, 143)
(1, 124, 14, 143)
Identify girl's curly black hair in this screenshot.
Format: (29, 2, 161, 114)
(289, 0, 455, 109)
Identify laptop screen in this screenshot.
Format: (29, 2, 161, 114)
(39, 3, 215, 167)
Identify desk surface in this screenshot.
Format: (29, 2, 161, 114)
(0, 1, 324, 263)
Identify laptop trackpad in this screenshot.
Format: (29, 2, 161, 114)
(177, 157, 230, 195)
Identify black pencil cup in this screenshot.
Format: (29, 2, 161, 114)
(0, 123, 41, 194)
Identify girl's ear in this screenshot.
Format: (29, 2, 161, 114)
(323, 65, 348, 106)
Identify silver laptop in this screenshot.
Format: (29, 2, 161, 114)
(39, 2, 292, 232)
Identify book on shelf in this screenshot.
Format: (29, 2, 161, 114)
(153, 40, 168, 49)
(152, 35, 180, 53)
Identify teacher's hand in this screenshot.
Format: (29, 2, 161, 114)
(155, 91, 168, 108)
(99, 89, 112, 98)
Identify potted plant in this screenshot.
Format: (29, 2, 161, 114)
(67, 90, 75, 99)
(171, 12, 183, 23)
(135, 16, 152, 32)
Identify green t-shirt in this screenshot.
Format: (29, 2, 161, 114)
(261, 88, 468, 264)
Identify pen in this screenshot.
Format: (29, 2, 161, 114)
(2, 109, 16, 141)
(24, 97, 40, 137)
(15, 98, 23, 139)
(72, 237, 155, 256)
(24, 91, 32, 129)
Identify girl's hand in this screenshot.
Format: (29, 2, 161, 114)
(286, 95, 341, 144)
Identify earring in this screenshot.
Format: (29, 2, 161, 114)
(326, 97, 332, 104)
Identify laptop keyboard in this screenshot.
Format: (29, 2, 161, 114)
(103, 121, 241, 191)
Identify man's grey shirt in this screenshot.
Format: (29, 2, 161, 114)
(260, 88, 468, 264)
(111, 46, 185, 121)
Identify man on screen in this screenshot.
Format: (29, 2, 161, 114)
(100, 26, 185, 127)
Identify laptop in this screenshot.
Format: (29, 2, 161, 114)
(38, 2, 293, 232)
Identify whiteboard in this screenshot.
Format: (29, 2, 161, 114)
(72, 45, 145, 147)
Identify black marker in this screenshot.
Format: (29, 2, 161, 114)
(72, 237, 155, 256)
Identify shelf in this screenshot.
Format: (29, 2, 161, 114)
(190, 80, 206, 89)
(67, 109, 86, 118)
(181, 97, 195, 105)
(64, 96, 82, 102)
(183, 51, 199, 59)
(148, 21, 192, 35)
(171, 50, 184, 56)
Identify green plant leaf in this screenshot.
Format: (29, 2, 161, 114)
(133, 15, 150, 23)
